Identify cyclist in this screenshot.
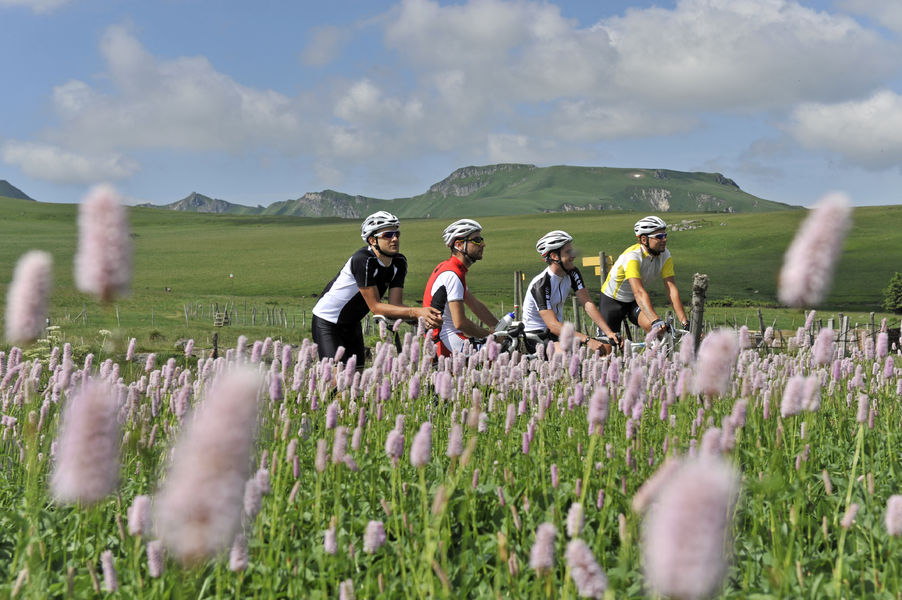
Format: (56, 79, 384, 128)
(423, 219, 499, 356)
(311, 211, 442, 365)
(599, 216, 689, 339)
(522, 231, 621, 355)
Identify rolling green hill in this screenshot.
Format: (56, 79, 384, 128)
(140, 164, 794, 218)
(0, 196, 896, 358)
(0, 180, 34, 201)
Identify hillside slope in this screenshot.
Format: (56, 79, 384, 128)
(146, 164, 795, 218)
(0, 180, 34, 201)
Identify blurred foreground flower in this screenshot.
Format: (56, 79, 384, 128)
(642, 455, 739, 600)
(5, 250, 53, 345)
(51, 378, 121, 505)
(778, 193, 852, 307)
(154, 368, 262, 564)
(74, 184, 132, 302)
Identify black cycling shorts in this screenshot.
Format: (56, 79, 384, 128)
(598, 294, 641, 333)
(311, 315, 365, 367)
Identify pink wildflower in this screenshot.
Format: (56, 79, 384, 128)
(812, 328, 834, 365)
(127, 494, 152, 536)
(74, 184, 132, 302)
(410, 422, 432, 467)
(153, 368, 261, 564)
(5, 250, 53, 344)
(565, 539, 608, 599)
(446, 423, 463, 458)
(841, 503, 859, 529)
(856, 394, 869, 423)
(385, 429, 404, 461)
(324, 526, 338, 555)
(885, 495, 902, 536)
(780, 376, 805, 418)
(51, 378, 121, 505)
(363, 520, 386, 553)
(315, 439, 328, 472)
(588, 387, 609, 433)
(694, 330, 738, 397)
(229, 533, 248, 572)
(100, 550, 118, 592)
(566, 502, 584, 538)
(777, 193, 852, 307)
(642, 456, 739, 600)
(244, 478, 262, 520)
(529, 522, 557, 573)
(146, 540, 164, 578)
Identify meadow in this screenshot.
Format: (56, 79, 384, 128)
(0, 312, 899, 598)
(0, 196, 899, 362)
(2, 194, 902, 598)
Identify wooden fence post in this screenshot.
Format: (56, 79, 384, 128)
(689, 273, 708, 353)
(571, 296, 582, 333)
(839, 314, 849, 357)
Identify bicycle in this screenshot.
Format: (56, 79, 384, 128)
(638, 318, 690, 357)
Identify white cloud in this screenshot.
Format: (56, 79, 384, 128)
(787, 90, 902, 169)
(300, 26, 350, 67)
(1, 141, 139, 184)
(597, 0, 897, 110)
(546, 101, 697, 141)
(50, 24, 308, 154)
(0, 0, 70, 13)
(837, 0, 902, 34)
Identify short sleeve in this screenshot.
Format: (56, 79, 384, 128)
(661, 255, 675, 279)
(350, 251, 374, 288)
(530, 275, 552, 311)
(441, 272, 465, 302)
(568, 267, 586, 291)
(623, 258, 642, 279)
(390, 255, 408, 288)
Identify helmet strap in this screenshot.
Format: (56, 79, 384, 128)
(640, 235, 662, 256)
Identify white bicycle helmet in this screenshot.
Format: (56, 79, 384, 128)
(634, 216, 667, 237)
(442, 219, 483, 247)
(535, 230, 573, 257)
(361, 211, 400, 242)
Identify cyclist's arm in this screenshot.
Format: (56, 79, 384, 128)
(360, 286, 441, 327)
(463, 290, 499, 329)
(575, 288, 619, 340)
(627, 277, 660, 329)
(449, 299, 492, 338)
(663, 277, 689, 327)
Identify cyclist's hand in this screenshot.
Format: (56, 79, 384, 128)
(610, 333, 624, 349)
(680, 320, 690, 332)
(420, 307, 443, 329)
(649, 319, 667, 339)
(586, 338, 604, 352)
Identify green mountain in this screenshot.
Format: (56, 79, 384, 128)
(137, 191, 260, 214)
(0, 180, 34, 201)
(148, 164, 798, 217)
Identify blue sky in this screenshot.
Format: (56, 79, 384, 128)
(2, 0, 901, 207)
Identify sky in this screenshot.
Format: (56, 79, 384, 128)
(1, 0, 901, 208)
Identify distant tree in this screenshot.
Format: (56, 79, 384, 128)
(884, 272, 902, 314)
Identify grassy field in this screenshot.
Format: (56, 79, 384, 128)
(0, 196, 899, 359)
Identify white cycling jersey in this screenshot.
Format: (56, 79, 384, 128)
(312, 247, 407, 325)
(521, 266, 585, 332)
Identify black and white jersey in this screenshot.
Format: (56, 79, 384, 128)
(312, 247, 407, 325)
(521, 266, 586, 332)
